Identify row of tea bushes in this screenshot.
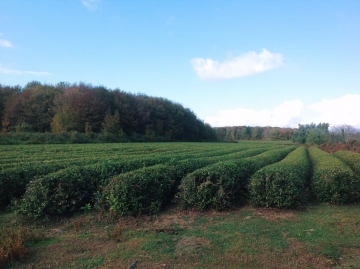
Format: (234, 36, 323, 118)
(19, 147, 270, 219)
(1, 152, 175, 209)
(0, 158, 104, 208)
(333, 151, 360, 175)
(16, 153, 182, 219)
(248, 146, 311, 209)
(309, 147, 360, 204)
(99, 147, 270, 216)
(4, 145, 255, 210)
(177, 146, 296, 211)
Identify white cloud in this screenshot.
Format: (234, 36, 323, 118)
(0, 65, 51, 76)
(81, 0, 101, 11)
(205, 95, 360, 129)
(205, 100, 303, 128)
(0, 33, 13, 48)
(308, 94, 360, 128)
(191, 49, 284, 80)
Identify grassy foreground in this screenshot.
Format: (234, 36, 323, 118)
(1, 203, 359, 269)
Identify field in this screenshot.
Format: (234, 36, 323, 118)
(1, 142, 360, 268)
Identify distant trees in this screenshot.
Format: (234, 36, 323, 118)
(329, 124, 360, 148)
(0, 84, 22, 133)
(292, 123, 329, 145)
(214, 126, 294, 141)
(51, 84, 106, 133)
(2, 83, 60, 132)
(0, 81, 217, 142)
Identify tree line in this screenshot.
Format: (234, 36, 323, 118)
(213, 126, 294, 141)
(1, 81, 359, 145)
(214, 123, 360, 146)
(0, 81, 216, 142)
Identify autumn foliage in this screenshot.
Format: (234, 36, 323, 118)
(0, 82, 216, 142)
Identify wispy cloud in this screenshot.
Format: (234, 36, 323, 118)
(191, 49, 284, 80)
(308, 94, 360, 128)
(205, 95, 360, 128)
(0, 33, 13, 48)
(81, 0, 101, 11)
(0, 65, 51, 76)
(205, 100, 303, 128)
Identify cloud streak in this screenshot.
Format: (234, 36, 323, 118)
(81, 0, 101, 11)
(191, 49, 284, 80)
(308, 94, 360, 128)
(0, 33, 13, 48)
(205, 94, 360, 129)
(206, 100, 303, 128)
(0, 65, 51, 76)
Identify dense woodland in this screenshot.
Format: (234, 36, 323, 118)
(1, 81, 359, 145)
(214, 126, 294, 141)
(0, 81, 216, 142)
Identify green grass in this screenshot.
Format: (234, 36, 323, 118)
(1, 203, 360, 268)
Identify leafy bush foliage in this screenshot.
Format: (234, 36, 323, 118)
(333, 151, 360, 174)
(0, 162, 77, 208)
(101, 164, 173, 216)
(18, 157, 168, 219)
(309, 147, 360, 204)
(99, 147, 271, 216)
(248, 146, 311, 208)
(177, 146, 296, 210)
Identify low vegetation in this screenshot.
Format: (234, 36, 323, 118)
(333, 150, 360, 174)
(177, 146, 296, 210)
(1, 142, 360, 268)
(249, 146, 311, 209)
(1, 204, 360, 268)
(308, 147, 360, 204)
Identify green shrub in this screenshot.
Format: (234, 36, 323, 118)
(177, 146, 296, 210)
(333, 151, 360, 174)
(17, 156, 169, 219)
(309, 147, 360, 204)
(248, 146, 311, 208)
(0, 162, 78, 208)
(101, 164, 173, 216)
(99, 148, 272, 216)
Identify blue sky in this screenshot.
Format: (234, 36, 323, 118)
(1, 0, 360, 128)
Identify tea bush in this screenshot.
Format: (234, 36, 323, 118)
(17, 156, 169, 219)
(309, 147, 360, 204)
(101, 164, 173, 216)
(248, 146, 311, 208)
(177, 146, 296, 210)
(100, 147, 270, 216)
(333, 151, 360, 174)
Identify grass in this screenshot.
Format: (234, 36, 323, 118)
(1, 203, 360, 268)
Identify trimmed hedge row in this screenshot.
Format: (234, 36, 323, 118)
(6, 146, 244, 210)
(100, 147, 271, 216)
(17, 155, 173, 219)
(333, 151, 360, 175)
(248, 146, 311, 209)
(177, 146, 296, 211)
(0, 159, 102, 208)
(100, 164, 174, 216)
(308, 147, 360, 204)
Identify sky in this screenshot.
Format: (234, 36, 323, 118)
(1, 0, 360, 129)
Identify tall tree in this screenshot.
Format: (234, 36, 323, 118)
(0, 84, 22, 132)
(51, 84, 105, 133)
(2, 83, 60, 132)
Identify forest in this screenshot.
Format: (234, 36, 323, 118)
(0, 81, 216, 142)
